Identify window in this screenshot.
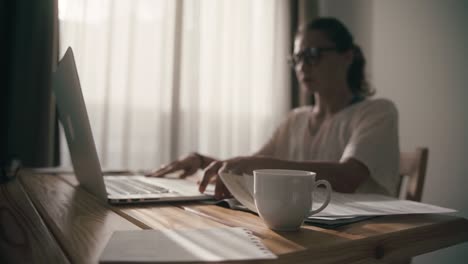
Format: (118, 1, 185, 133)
(58, 0, 291, 170)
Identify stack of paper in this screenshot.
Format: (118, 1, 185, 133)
(99, 227, 276, 263)
(219, 172, 457, 227)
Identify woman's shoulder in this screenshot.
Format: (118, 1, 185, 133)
(268, 106, 312, 135)
(288, 105, 314, 120)
(291, 105, 314, 115)
(357, 98, 398, 115)
(279, 106, 313, 126)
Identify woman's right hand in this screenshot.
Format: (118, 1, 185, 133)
(145, 153, 204, 178)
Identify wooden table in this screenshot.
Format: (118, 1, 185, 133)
(1, 170, 468, 264)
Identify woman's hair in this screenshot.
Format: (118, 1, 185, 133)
(298, 17, 375, 97)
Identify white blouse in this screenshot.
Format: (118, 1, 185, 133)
(257, 98, 400, 196)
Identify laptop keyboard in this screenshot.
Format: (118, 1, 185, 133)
(105, 178, 171, 195)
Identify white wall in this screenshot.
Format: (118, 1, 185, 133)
(318, 0, 374, 70)
(320, 0, 468, 263)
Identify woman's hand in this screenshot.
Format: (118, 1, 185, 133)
(199, 156, 261, 200)
(146, 153, 204, 178)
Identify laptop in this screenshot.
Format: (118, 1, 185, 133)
(53, 47, 214, 204)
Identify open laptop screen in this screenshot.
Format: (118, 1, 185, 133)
(53, 47, 108, 201)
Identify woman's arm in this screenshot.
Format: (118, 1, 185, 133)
(249, 156, 370, 193)
(199, 155, 370, 197)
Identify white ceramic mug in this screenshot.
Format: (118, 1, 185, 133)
(253, 169, 332, 231)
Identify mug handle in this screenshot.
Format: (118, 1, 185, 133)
(308, 180, 332, 216)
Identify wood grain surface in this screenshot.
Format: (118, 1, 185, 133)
(180, 204, 468, 263)
(19, 172, 140, 264)
(0, 177, 69, 264)
(7, 171, 468, 264)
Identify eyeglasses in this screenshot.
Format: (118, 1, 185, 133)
(288, 47, 338, 67)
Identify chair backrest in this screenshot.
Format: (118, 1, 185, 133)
(398, 147, 429, 202)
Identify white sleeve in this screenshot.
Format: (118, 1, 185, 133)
(341, 99, 400, 195)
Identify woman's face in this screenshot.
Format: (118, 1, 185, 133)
(293, 30, 352, 95)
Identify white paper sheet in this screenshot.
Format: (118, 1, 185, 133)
(99, 227, 276, 263)
(311, 189, 456, 217)
(219, 172, 257, 212)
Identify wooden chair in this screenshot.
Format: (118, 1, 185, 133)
(398, 147, 429, 202)
(396, 148, 429, 264)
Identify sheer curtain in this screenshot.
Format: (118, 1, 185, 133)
(58, 0, 291, 170)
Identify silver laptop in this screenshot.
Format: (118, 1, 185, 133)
(53, 47, 214, 204)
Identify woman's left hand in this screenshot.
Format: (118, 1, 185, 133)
(198, 156, 261, 200)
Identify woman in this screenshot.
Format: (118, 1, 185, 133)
(148, 17, 399, 200)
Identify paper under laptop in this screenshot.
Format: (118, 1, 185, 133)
(53, 47, 214, 204)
